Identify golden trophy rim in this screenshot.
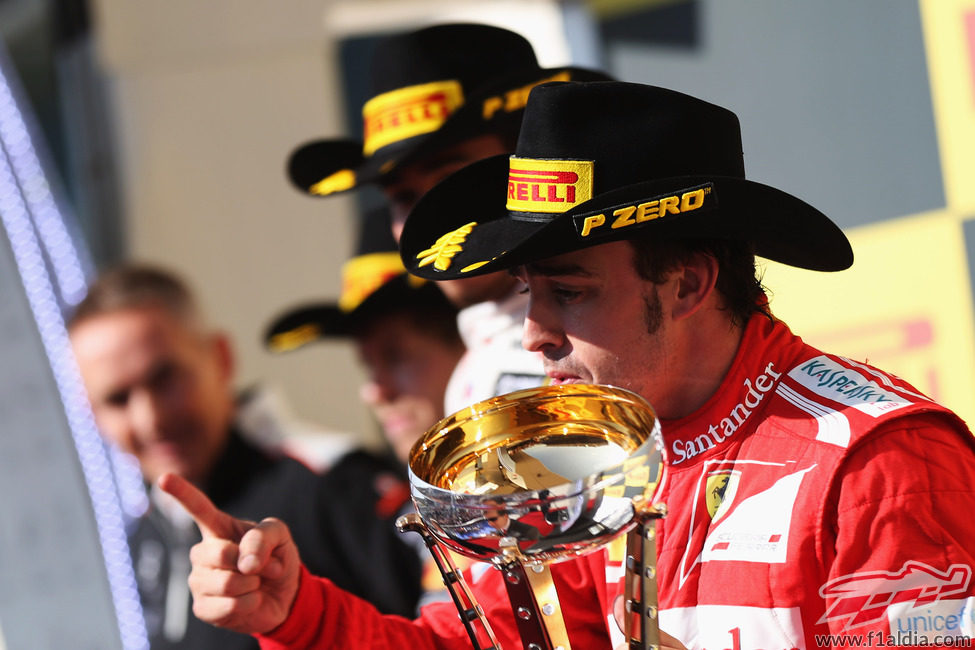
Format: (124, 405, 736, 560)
(407, 383, 665, 565)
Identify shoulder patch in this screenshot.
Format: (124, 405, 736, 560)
(786, 355, 915, 418)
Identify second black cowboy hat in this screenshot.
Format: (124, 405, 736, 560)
(287, 23, 610, 197)
(399, 81, 853, 279)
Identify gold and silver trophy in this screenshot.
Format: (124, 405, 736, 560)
(397, 384, 667, 650)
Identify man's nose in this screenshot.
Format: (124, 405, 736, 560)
(389, 206, 409, 243)
(360, 374, 397, 405)
(128, 389, 164, 437)
(522, 302, 565, 354)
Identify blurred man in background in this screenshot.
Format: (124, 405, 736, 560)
(265, 207, 466, 605)
(287, 23, 610, 413)
(68, 264, 422, 649)
(265, 208, 463, 466)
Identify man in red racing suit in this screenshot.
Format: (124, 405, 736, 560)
(253, 314, 975, 650)
(162, 82, 975, 650)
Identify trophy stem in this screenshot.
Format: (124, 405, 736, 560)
(623, 505, 667, 650)
(498, 553, 570, 650)
(397, 513, 501, 650)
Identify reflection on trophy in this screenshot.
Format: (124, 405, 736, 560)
(397, 384, 667, 650)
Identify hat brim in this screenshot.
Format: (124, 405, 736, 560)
(287, 139, 366, 195)
(265, 275, 441, 352)
(264, 303, 348, 352)
(400, 154, 854, 280)
(287, 66, 611, 197)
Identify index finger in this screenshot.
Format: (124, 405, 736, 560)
(158, 472, 244, 540)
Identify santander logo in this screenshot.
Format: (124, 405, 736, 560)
(671, 362, 782, 464)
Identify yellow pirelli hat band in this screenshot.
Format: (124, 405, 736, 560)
(505, 157, 594, 214)
(362, 80, 465, 156)
(338, 251, 407, 312)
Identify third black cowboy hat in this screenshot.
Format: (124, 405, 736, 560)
(399, 81, 853, 279)
(287, 23, 610, 197)
(264, 207, 453, 351)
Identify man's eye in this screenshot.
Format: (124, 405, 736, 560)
(553, 287, 582, 301)
(105, 391, 129, 408)
(517, 285, 530, 295)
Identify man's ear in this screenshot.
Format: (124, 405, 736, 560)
(671, 252, 719, 321)
(211, 331, 235, 382)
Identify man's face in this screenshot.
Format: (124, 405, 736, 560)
(355, 313, 464, 464)
(484, 507, 509, 533)
(382, 134, 511, 236)
(382, 134, 517, 308)
(70, 307, 234, 485)
(518, 241, 677, 416)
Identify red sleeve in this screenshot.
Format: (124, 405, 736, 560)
(257, 565, 472, 650)
(822, 412, 975, 646)
(258, 554, 612, 649)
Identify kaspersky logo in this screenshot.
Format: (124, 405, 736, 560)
(506, 157, 594, 213)
(818, 561, 972, 631)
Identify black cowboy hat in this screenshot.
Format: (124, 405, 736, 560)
(287, 23, 611, 197)
(399, 81, 854, 280)
(265, 208, 454, 351)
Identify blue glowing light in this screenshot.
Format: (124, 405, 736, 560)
(0, 44, 149, 650)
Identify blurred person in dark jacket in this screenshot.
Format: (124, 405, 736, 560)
(265, 207, 466, 605)
(68, 263, 422, 649)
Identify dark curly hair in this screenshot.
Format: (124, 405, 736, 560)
(628, 236, 770, 328)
